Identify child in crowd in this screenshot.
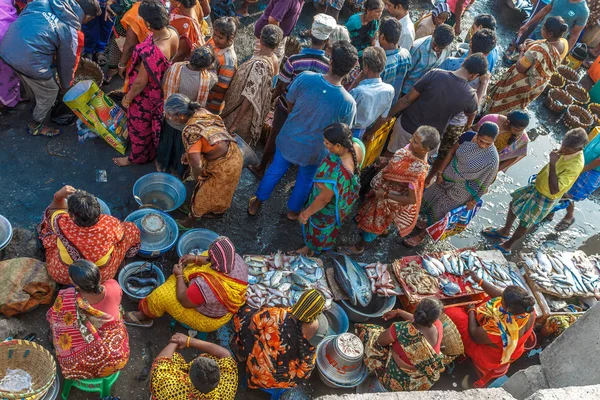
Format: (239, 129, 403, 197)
(206, 17, 238, 114)
(346, 0, 384, 58)
(349, 47, 394, 139)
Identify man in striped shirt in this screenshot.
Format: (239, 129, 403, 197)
(249, 13, 336, 177)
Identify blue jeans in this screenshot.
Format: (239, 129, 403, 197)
(82, 8, 115, 53)
(255, 148, 319, 213)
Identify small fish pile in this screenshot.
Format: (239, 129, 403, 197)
(397, 261, 439, 295)
(421, 253, 469, 277)
(364, 262, 401, 297)
(523, 251, 600, 297)
(244, 252, 333, 309)
(126, 263, 159, 297)
(332, 254, 372, 307)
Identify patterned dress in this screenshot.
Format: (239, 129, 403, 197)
(421, 138, 498, 225)
(126, 33, 173, 164)
(47, 288, 130, 379)
(303, 154, 360, 254)
(232, 307, 317, 389)
(150, 353, 238, 399)
(356, 322, 446, 392)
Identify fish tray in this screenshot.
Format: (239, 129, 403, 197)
(524, 277, 587, 325)
(519, 252, 599, 299)
(393, 253, 486, 311)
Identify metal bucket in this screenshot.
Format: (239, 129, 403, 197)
(176, 228, 219, 258)
(0, 215, 13, 251)
(133, 172, 186, 212)
(125, 209, 179, 257)
(316, 333, 367, 388)
(233, 133, 259, 168)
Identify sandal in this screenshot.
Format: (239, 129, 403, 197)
(555, 218, 575, 232)
(543, 212, 555, 222)
(493, 243, 511, 256)
(403, 235, 425, 248)
(481, 227, 510, 240)
(248, 196, 262, 216)
(27, 123, 61, 137)
(124, 311, 153, 328)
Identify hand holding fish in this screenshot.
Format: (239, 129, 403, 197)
(465, 269, 480, 282)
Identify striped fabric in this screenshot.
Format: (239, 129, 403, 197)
(381, 48, 411, 103)
(209, 236, 236, 274)
(510, 184, 559, 229)
(206, 38, 238, 114)
(290, 289, 325, 322)
(277, 48, 330, 85)
(163, 62, 212, 107)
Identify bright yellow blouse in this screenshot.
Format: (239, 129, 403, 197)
(535, 151, 584, 200)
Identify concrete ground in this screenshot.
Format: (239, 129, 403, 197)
(0, 0, 599, 398)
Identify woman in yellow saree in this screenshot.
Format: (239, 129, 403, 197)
(124, 236, 248, 332)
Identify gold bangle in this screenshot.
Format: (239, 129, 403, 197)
(176, 274, 184, 279)
(186, 336, 191, 348)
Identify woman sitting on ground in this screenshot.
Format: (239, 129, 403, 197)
(232, 289, 326, 389)
(164, 94, 243, 226)
(356, 298, 446, 391)
(485, 16, 568, 115)
(38, 185, 140, 285)
(221, 24, 283, 148)
(406, 122, 499, 247)
(47, 260, 130, 379)
(125, 236, 248, 332)
(297, 123, 364, 256)
(150, 333, 238, 399)
(445, 272, 535, 379)
(475, 110, 530, 173)
(157, 47, 218, 176)
(344, 126, 440, 255)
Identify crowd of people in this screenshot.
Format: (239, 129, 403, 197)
(2, 0, 600, 397)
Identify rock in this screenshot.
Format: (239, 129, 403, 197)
(317, 388, 516, 400)
(503, 365, 549, 399)
(524, 385, 600, 400)
(0, 317, 25, 339)
(0, 228, 43, 261)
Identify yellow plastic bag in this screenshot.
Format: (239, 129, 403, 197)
(64, 80, 128, 154)
(363, 117, 396, 167)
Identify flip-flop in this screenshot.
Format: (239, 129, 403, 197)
(481, 227, 510, 240)
(493, 243, 511, 256)
(555, 218, 575, 232)
(124, 311, 153, 328)
(27, 124, 61, 137)
(248, 196, 261, 216)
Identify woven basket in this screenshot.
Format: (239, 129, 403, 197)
(564, 105, 594, 129)
(0, 340, 56, 400)
(74, 58, 104, 87)
(588, 103, 600, 125)
(548, 73, 565, 89)
(565, 83, 590, 105)
(557, 65, 580, 85)
(544, 88, 573, 113)
(439, 313, 464, 356)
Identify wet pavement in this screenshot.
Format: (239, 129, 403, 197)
(0, 0, 599, 398)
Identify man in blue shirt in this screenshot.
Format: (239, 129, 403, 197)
(248, 41, 358, 219)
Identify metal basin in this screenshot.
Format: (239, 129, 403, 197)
(124, 209, 179, 257)
(0, 214, 13, 251)
(339, 295, 396, 323)
(118, 261, 166, 302)
(176, 228, 219, 258)
(133, 172, 186, 212)
(316, 333, 367, 388)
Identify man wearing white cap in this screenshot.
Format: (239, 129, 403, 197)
(250, 13, 337, 177)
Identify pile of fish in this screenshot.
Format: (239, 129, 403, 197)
(244, 252, 333, 309)
(397, 261, 440, 295)
(523, 250, 600, 297)
(363, 262, 401, 297)
(421, 254, 468, 277)
(126, 263, 159, 297)
(332, 253, 372, 306)
(463, 251, 528, 290)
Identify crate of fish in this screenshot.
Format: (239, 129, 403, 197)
(244, 251, 334, 309)
(521, 251, 600, 299)
(470, 250, 531, 290)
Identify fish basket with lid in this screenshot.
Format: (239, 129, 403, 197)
(0, 340, 57, 400)
(124, 209, 179, 257)
(133, 172, 186, 213)
(316, 333, 368, 388)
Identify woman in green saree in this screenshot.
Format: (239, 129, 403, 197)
(356, 298, 446, 392)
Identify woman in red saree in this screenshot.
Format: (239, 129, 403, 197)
(445, 271, 535, 376)
(343, 126, 440, 255)
(114, 0, 179, 166)
(47, 261, 130, 379)
(38, 186, 140, 285)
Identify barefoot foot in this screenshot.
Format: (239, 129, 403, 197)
(113, 156, 131, 167)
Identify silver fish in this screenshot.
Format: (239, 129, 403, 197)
(332, 256, 356, 305)
(536, 251, 553, 274)
(441, 255, 453, 275)
(440, 279, 461, 296)
(291, 273, 311, 287)
(274, 251, 284, 269)
(421, 256, 442, 277)
(341, 254, 372, 307)
(279, 282, 292, 292)
(428, 256, 446, 275)
(248, 275, 260, 285)
(271, 270, 284, 286)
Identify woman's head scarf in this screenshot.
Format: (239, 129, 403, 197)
(209, 236, 236, 274)
(291, 289, 326, 322)
(432, 3, 451, 17)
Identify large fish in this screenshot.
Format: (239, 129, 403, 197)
(332, 256, 357, 305)
(332, 253, 372, 307)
